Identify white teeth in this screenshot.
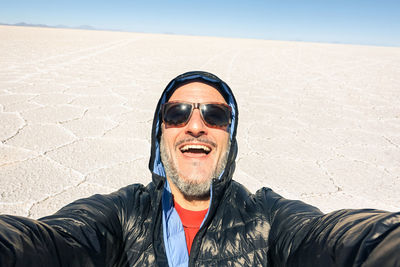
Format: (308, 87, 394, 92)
(180, 144, 211, 152)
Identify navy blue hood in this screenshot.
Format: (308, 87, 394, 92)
(148, 71, 239, 184)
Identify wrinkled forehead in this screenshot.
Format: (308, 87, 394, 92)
(168, 82, 227, 104)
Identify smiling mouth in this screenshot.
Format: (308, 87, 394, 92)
(180, 144, 211, 155)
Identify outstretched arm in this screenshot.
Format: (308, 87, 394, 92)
(259, 188, 400, 266)
(0, 187, 135, 266)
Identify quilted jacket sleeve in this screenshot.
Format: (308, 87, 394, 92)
(259, 188, 400, 267)
(0, 185, 140, 267)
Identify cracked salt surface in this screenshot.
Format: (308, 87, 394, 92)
(5, 124, 77, 153)
(0, 112, 26, 141)
(0, 25, 399, 218)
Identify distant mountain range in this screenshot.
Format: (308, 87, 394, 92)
(0, 22, 112, 31)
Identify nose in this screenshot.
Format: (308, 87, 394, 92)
(185, 109, 207, 137)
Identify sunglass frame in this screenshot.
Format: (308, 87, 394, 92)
(161, 101, 232, 129)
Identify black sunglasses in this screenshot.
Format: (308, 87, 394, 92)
(161, 101, 232, 129)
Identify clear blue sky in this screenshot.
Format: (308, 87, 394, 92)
(1, 0, 399, 46)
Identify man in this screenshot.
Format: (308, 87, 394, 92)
(0, 71, 399, 266)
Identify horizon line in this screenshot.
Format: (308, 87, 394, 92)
(1, 21, 399, 49)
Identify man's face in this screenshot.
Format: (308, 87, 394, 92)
(160, 82, 230, 199)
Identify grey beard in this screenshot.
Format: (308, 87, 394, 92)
(160, 136, 230, 200)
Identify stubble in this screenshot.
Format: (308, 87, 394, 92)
(160, 135, 230, 200)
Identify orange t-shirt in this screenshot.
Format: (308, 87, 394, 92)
(174, 201, 208, 255)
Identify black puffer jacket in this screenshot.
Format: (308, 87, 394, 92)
(1, 71, 400, 266)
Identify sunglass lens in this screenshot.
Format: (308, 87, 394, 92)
(163, 103, 192, 125)
(201, 104, 231, 127)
